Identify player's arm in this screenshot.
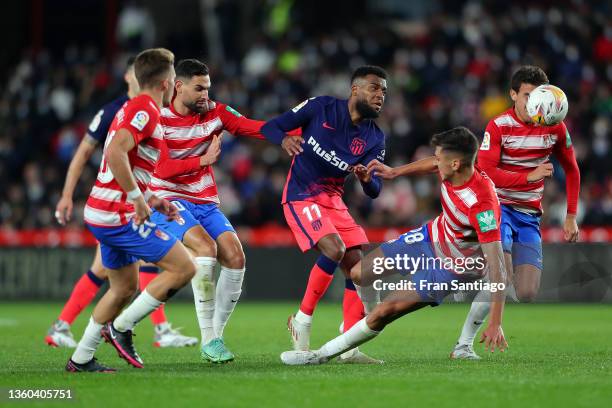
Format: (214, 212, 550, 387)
(367, 156, 437, 180)
(261, 97, 321, 155)
(354, 139, 386, 198)
(478, 123, 553, 187)
(480, 240, 508, 352)
(154, 135, 221, 179)
(553, 123, 581, 242)
(55, 134, 99, 225)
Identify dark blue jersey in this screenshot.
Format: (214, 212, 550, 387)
(262, 96, 385, 209)
(86, 94, 130, 144)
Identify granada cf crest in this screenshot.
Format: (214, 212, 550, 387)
(155, 229, 170, 241)
(311, 219, 322, 231)
(350, 138, 366, 155)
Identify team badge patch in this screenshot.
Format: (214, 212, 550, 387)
(311, 219, 322, 231)
(350, 138, 366, 156)
(155, 229, 170, 241)
(566, 128, 572, 148)
(476, 210, 497, 232)
(130, 110, 150, 131)
(480, 132, 490, 150)
(175, 216, 185, 226)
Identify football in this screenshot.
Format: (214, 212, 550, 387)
(526, 84, 569, 126)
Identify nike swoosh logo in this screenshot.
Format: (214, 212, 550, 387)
(109, 327, 117, 340)
(164, 130, 177, 136)
(322, 122, 335, 130)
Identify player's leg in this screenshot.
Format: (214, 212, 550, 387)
(67, 253, 139, 373)
(151, 202, 218, 349)
(138, 262, 198, 348)
(283, 201, 345, 350)
(47, 244, 107, 348)
(195, 203, 245, 358)
(511, 213, 543, 302)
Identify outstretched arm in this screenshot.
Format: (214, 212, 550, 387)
(367, 156, 437, 180)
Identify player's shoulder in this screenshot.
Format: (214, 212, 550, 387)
(291, 95, 335, 114)
(472, 169, 499, 203)
(488, 108, 520, 129)
(124, 95, 160, 119)
(105, 94, 129, 113)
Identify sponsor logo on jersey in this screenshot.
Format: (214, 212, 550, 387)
(476, 210, 497, 232)
(155, 229, 170, 241)
(225, 105, 242, 117)
(480, 132, 491, 150)
(130, 110, 150, 131)
(350, 137, 366, 156)
(307, 136, 353, 172)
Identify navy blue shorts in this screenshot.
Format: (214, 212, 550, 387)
(500, 205, 543, 269)
(87, 220, 177, 270)
(150, 200, 235, 241)
(379, 226, 476, 305)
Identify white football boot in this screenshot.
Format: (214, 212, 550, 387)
(450, 343, 481, 360)
(45, 320, 77, 348)
(287, 314, 311, 351)
(153, 324, 198, 348)
(280, 350, 324, 365)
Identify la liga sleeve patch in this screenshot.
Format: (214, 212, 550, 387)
(476, 209, 497, 232)
(480, 132, 491, 150)
(130, 110, 150, 131)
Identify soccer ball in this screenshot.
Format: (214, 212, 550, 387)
(526, 84, 569, 126)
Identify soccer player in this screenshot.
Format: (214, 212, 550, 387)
(450, 66, 580, 359)
(280, 127, 508, 366)
(261, 66, 387, 363)
(66, 48, 202, 372)
(148, 58, 297, 363)
(48, 57, 197, 349)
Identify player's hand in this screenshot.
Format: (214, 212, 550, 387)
(202, 99, 216, 113)
(564, 214, 579, 243)
(281, 136, 304, 156)
(200, 134, 222, 167)
(479, 323, 508, 353)
(367, 160, 396, 180)
(55, 196, 73, 226)
(133, 196, 152, 225)
(148, 196, 179, 221)
(527, 163, 554, 182)
(353, 164, 372, 183)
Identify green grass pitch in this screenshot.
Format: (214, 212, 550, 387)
(1, 302, 611, 407)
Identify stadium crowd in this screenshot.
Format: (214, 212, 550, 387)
(1, 1, 611, 230)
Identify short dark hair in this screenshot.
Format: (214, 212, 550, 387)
(134, 48, 174, 89)
(351, 65, 388, 84)
(510, 65, 548, 92)
(176, 59, 209, 80)
(431, 126, 479, 166)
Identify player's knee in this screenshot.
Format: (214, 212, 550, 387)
(368, 302, 398, 326)
(111, 281, 138, 302)
(323, 242, 346, 262)
(191, 235, 217, 258)
(221, 248, 245, 269)
(516, 287, 538, 303)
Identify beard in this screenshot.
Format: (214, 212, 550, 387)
(184, 100, 205, 114)
(356, 99, 380, 119)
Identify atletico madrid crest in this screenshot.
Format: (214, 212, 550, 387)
(350, 138, 366, 155)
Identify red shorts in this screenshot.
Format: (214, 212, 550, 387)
(283, 201, 368, 252)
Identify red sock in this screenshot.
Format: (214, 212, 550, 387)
(299, 255, 337, 316)
(139, 268, 167, 326)
(58, 270, 104, 324)
(342, 280, 365, 332)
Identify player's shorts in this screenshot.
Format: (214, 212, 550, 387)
(150, 200, 235, 241)
(87, 220, 177, 270)
(283, 201, 368, 252)
(379, 226, 477, 305)
(500, 205, 543, 270)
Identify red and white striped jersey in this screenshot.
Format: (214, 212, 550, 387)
(427, 169, 501, 270)
(477, 108, 578, 214)
(148, 102, 264, 204)
(84, 94, 162, 227)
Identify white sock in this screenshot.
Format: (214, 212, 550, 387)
(213, 266, 245, 337)
(114, 289, 163, 332)
(457, 289, 491, 346)
(295, 309, 312, 325)
(191, 256, 217, 344)
(318, 318, 380, 360)
(355, 283, 380, 314)
(71, 317, 103, 364)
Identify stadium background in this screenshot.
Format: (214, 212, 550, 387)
(0, 0, 611, 301)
